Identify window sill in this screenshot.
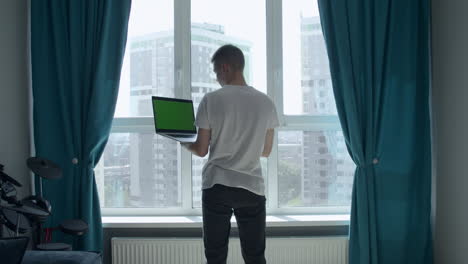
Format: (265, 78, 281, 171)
(102, 214, 349, 229)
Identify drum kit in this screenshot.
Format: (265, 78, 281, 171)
(0, 157, 89, 250)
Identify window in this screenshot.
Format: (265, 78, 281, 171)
(96, 0, 355, 216)
(283, 1, 336, 116)
(95, 0, 178, 211)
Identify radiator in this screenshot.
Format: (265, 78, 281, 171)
(112, 237, 348, 264)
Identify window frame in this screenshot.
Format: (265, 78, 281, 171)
(100, 0, 351, 217)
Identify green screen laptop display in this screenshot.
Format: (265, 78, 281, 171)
(152, 97, 196, 132)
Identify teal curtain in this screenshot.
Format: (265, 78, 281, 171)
(31, 1, 131, 251)
(317, 1, 432, 263)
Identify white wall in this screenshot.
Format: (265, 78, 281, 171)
(0, 0, 30, 198)
(432, 0, 468, 263)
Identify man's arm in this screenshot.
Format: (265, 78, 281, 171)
(262, 129, 275, 157)
(182, 128, 211, 157)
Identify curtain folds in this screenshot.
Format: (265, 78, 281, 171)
(31, 0, 131, 251)
(317, 0, 432, 263)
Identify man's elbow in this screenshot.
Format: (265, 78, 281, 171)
(196, 148, 208, 157)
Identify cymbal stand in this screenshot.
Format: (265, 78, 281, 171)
(0, 202, 4, 238)
(15, 213, 21, 236)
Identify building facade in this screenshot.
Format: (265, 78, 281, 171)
(299, 16, 354, 206)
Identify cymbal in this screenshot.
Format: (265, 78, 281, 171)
(37, 243, 72, 251)
(0, 203, 49, 217)
(26, 157, 62, 179)
(60, 219, 88, 236)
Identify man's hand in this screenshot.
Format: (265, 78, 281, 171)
(262, 129, 275, 157)
(182, 128, 211, 157)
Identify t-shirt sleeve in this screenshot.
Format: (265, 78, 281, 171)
(195, 96, 210, 129)
(267, 102, 280, 129)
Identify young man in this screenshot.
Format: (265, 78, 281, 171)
(183, 44, 279, 264)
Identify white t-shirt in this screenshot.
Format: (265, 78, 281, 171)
(195, 85, 279, 196)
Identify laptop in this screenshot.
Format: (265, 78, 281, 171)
(152, 96, 197, 143)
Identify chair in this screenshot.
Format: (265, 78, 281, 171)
(0, 236, 29, 264)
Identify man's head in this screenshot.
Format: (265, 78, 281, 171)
(211, 44, 245, 85)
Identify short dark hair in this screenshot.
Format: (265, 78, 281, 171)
(211, 44, 245, 72)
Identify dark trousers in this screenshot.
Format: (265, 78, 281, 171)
(202, 184, 267, 264)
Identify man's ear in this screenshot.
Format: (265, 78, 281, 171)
(221, 63, 230, 73)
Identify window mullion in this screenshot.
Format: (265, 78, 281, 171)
(175, 0, 192, 211)
(266, 0, 282, 211)
(267, 130, 279, 212)
(267, 0, 284, 123)
(174, 0, 191, 99)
